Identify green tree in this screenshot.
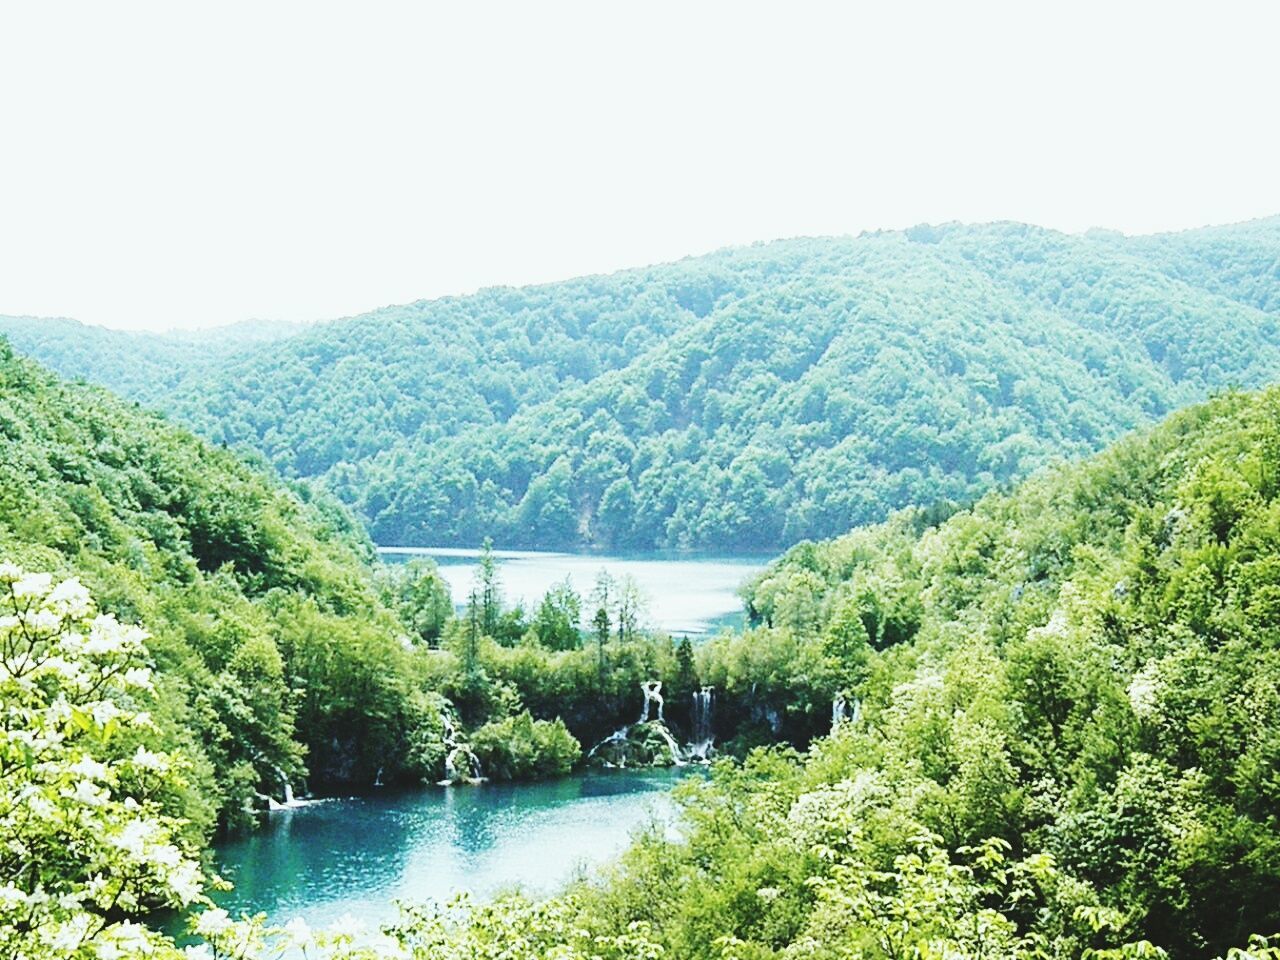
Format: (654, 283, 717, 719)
(475, 537, 501, 637)
(383, 557, 454, 645)
(534, 577, 582, 650)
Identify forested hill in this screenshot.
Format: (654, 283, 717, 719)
(0, 340, 437, 831)
(0, 315, 305, 400)
(6, 217, 1280, 550)
(713, 384, 1280, 954)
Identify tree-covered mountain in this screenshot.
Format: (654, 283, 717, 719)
(680, 382, 1280, 956)
(0, 338, 440, 830)
(6, 217, 1280, 551)
(0, 315, 305, 400)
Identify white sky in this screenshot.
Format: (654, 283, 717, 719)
(1, 1, 1277, 332)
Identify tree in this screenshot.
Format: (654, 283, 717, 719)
(475, 537, 502, 637)
(591, 570, 615, 689)
(384, 558, 454, 645)
(671, 636, 699, 704)
(465, 587, 482, 675)
(534, 578, 582, 650)
(615, 574, 646, 642)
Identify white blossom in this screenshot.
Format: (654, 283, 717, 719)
(130, 745, 167, 772)
(66, 779, 108, 807)
(47, 578, 92, 617)
(1127, 662, 1162, 719)
(169, 862, 203, 905)
(193, 908, 234, 937)
(122, 667, 154, 690)
(69, 756, 109, 781)
(327, 913, 365, 938)
(283, 917, 312, 943)
(12, 572, 53, 599)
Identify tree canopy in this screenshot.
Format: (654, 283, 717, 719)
(6, 217, 1279, 550)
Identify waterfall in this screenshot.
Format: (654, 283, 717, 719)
(687, 687, 715, 762)
(764, 706, 781, 735)
(832, 694, 847, 731)
(649, 724, 686, 765)
(831, 694, 860, 732)
(639, 680, 665, 723)
(266, 764, 310, 811)
(588, 680, 684, 767)
(438, 706, 484, 785)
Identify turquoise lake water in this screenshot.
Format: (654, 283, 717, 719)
(211, 769, 693, 932)
(378, 547, 768, 636)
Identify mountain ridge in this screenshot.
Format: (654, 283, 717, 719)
(4, 216, 1279, 551)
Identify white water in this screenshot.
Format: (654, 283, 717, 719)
(831, 695, 861, 733)
(267, 766, 316, 812)
(439, 708, 484, 785)
(589, 681, 686, 767)
(639, 680, 665, 723)
(688, 687, 714, 761)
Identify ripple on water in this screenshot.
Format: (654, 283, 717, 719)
(211, 768, 696, 932)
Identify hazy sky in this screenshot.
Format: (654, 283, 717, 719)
(1, 1, 1277, 332)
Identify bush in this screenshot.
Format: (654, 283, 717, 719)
(471, 711, 582, 781)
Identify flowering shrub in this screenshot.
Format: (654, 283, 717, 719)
(0, 563, 204, 958)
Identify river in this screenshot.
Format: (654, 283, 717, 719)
(378, 548, 769, 636)
(211, 769, 695, 933)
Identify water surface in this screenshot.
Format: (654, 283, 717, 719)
(379, 548, 768, 636)
(213, 769, 692, 931)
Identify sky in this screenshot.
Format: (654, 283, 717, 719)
(1, 1, 1277, 332)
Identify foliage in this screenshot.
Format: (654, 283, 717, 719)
(714, 384, 1280, 956)
(471, 711, 582, 780)
(0, 342, 451, 828)
(378, 558, 453, 645)
(0, 565, 207, 959)
(0, 315, 302, 401)
(10, 219, 1280, 550)
(14, 367, 1280, 958)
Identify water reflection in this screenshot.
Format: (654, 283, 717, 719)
(212, 769, 692, 932)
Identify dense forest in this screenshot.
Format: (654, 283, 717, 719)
(0, 315, 303, 400)
(0, 339, 438, 832)
(0, 343, 685, 839)
(11, 371, 1280, 957)
(6, 218, 1279, 550)
(0, 340, 808, 835)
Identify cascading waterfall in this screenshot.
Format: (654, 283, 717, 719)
(639, 679, 665, 723)
(266, 764, 310, 811)
(686, 686, 715, 762)
(588, 679, 685, 767)
(439, 708, 485, 785)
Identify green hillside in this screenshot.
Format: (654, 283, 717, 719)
(6, 218, 1280, 551)
(297, 218, 1280, 549)
(0, 340, 437, 830)
(0, 316, 304, 400)
(391, 383, 1280, 959)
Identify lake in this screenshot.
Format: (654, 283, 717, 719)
(211, 769, 694, 933)
(378, 548, 769, 636)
